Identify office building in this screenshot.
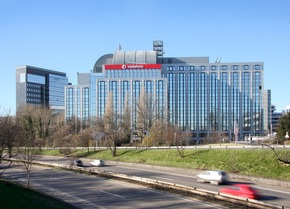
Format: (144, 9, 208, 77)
(65, 41, 267, 142)
(16, 65, 68, 113)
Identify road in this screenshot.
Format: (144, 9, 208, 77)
(37, 156, 290, 208)
(3, 163, 229, 209)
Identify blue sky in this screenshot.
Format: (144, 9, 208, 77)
(1, 0, 289, 114)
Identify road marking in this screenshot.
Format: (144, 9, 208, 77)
(254, 186, 290, 195)
(117, 165, 196, 178)
(99, 190, 125, 198)
(144, 187, 224, 208)
(157, 176, 173, 181)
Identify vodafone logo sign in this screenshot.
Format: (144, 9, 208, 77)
(122, 64, 144, 69)
(105, 64, 161, 70)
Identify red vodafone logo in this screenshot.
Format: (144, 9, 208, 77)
(105, 64, 161, 70)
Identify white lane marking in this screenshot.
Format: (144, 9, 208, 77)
(157, 176, 174, 181)
(116, 165, 290, 195)
(99, 190, 125, 198)
(254, 186, 290, 195)
(116, 165, 196, 178)
(143, 186, 224, 208)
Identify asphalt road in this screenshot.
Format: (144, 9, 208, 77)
(91, 160, 290, 207)
(2, 163, 229, 209)
(39, 155, 290, 208)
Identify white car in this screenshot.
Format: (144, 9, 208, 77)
(196, 170, 228, 185)
(90, 159, 105, 167)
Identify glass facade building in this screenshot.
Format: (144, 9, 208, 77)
(65, 64, 167, 129)
(160, 60, 264, 141)
(65, 85, 90, 127)
(16, 65, 68, 113)
(65, 42, 268, 142)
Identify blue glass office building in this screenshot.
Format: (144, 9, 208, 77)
(16, 65, 68, 113)
(65, 41, 267, 142)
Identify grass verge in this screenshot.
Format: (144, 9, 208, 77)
(0, 178, 76, 209)
(41, 148, 290, 181)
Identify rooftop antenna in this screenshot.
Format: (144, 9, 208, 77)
(215, 57, 222, 63)
(117, 43, 122, 52)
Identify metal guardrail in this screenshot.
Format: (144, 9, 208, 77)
(38, 144, 290, 150)
(5, 158, 288, 209)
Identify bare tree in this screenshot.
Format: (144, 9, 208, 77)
(50, 113, 66, 146)
(262, 144, 290, 165)
(136, 85, 167, 144)
(164, 125, 189, 158)
(0, 109, 19, 173)
(16, 105, 42, 188)
(119, 92, 131, 145)
(75, 128, 94, 154)
(66, 116, 81, 135)
(32, 107, 52, 150)
(148, 119, 168, 147)
(95, 91, 120, 156)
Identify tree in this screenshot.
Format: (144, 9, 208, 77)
(96, 91, 122, 156)
(74, 128, 94, 154)
(262, 144, 290, 165)
(66, 116, 81, 135)
(0, 109, 19, 171)
(136, 85, 167, 143)
(34, 107, 52, 149)
(16, 105, 42, 188)
(276, 112, 290, 144)
(119, 93, 131, 145)
(147, 119, 168, 146)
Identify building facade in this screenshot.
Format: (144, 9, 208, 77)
(65, 41, 268, 142)
(16, 65, 68, 113)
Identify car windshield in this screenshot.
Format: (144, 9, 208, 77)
(220, 171, 227, 176)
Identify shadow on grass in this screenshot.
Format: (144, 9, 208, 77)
(70, 149, 108, 158)
(179, 149, 211, 158)
(114, 148, 148, 157)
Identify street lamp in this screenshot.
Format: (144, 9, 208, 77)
(234, 123, 239, 145)
(285, 132, 289, 145)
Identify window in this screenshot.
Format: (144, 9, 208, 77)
(168, 66, 174, 71)
(200, 65, 206, 70)
(254, 65, 261, 70)
(210, 65, 216, 70)
(221, 65, 228, 70)
(232, 65, 238, 70)
(179, 66, 184, 71)
(27, 74, 45, 84)
(243, 65, 249, 70)
(189, 66, 196, 71)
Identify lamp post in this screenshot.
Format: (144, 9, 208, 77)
(285, 132, 289, 146)
(234, 123, 239, 145)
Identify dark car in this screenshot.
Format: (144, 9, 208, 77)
(72, 159, 83, 167)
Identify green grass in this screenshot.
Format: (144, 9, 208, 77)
(0, 179, 76, 209)
(41, 147, 290, 181)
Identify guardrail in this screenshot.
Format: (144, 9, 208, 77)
(36, 144, 290, 150)
(5, 158, 288, 209)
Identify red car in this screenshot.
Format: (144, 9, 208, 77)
(220, 184, 260, 199)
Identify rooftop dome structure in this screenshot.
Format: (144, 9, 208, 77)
(112, 50, 157, 64)
(93, 54, 113, 73)
(93, 50, 157, 73)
